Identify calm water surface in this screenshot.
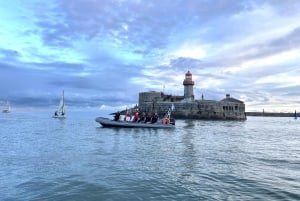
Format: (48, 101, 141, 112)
(1, 110, 300, 200)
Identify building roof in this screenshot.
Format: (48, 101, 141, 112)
(186, 70, 192, 76)
(221, 97, 244, 103)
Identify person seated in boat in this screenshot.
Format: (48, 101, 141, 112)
(132, 110, 139, 122)
(161, 118, 170, 124)
(114, 112, 120, 121)
(54, 111, 58, 116)
(151, 113, 159, 124)
(144, 112, 152, 123)
(138, 112, 146, 122)
(124, 112, 131, 121)
(62, 112, 65, 116)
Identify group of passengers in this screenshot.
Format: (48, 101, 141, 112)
(113, 110, 170, 124)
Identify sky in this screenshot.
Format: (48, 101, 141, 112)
(1, 0, 300, 112)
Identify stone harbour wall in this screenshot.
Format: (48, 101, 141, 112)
(137, 71, 247, 120)
(138, 94, 246, 120)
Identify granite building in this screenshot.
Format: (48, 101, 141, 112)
(138, 71, 246, 120)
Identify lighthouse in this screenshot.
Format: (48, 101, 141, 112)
(183, 70, 194, 102)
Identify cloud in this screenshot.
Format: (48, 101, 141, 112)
(0, 0, 300, 112)
(0, 49, 20, 60)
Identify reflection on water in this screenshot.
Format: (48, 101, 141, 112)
(183, 119, 195, 128)
(1, 112, 300, 200)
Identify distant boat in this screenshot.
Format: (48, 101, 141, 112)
(294, 110, 298, 120)
(2, 100, 11, 113)
(52, 90, 66, 118)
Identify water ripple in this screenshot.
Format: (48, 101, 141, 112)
(1, 113, 300, 200)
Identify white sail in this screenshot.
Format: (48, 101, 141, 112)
(2, 100, 10, 113)
(57, 91, 65, 113)
(53, 90, 66, 118)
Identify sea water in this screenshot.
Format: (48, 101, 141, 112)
(1, 110, 300, 200)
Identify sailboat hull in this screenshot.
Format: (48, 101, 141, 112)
(52, 115, 66, 119)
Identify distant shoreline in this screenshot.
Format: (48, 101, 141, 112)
(246, 112, 296, 117)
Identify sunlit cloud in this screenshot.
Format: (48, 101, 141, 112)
(172, 43, 206, 60)
(0, 0, 300, 112)
(224, 49, 300, 74)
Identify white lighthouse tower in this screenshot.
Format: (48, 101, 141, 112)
(183, 70, 194, 102)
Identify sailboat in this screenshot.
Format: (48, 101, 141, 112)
(2, 100, 11, 113)
(52, 90, 66, 118)
(294, 110, 298, 120)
